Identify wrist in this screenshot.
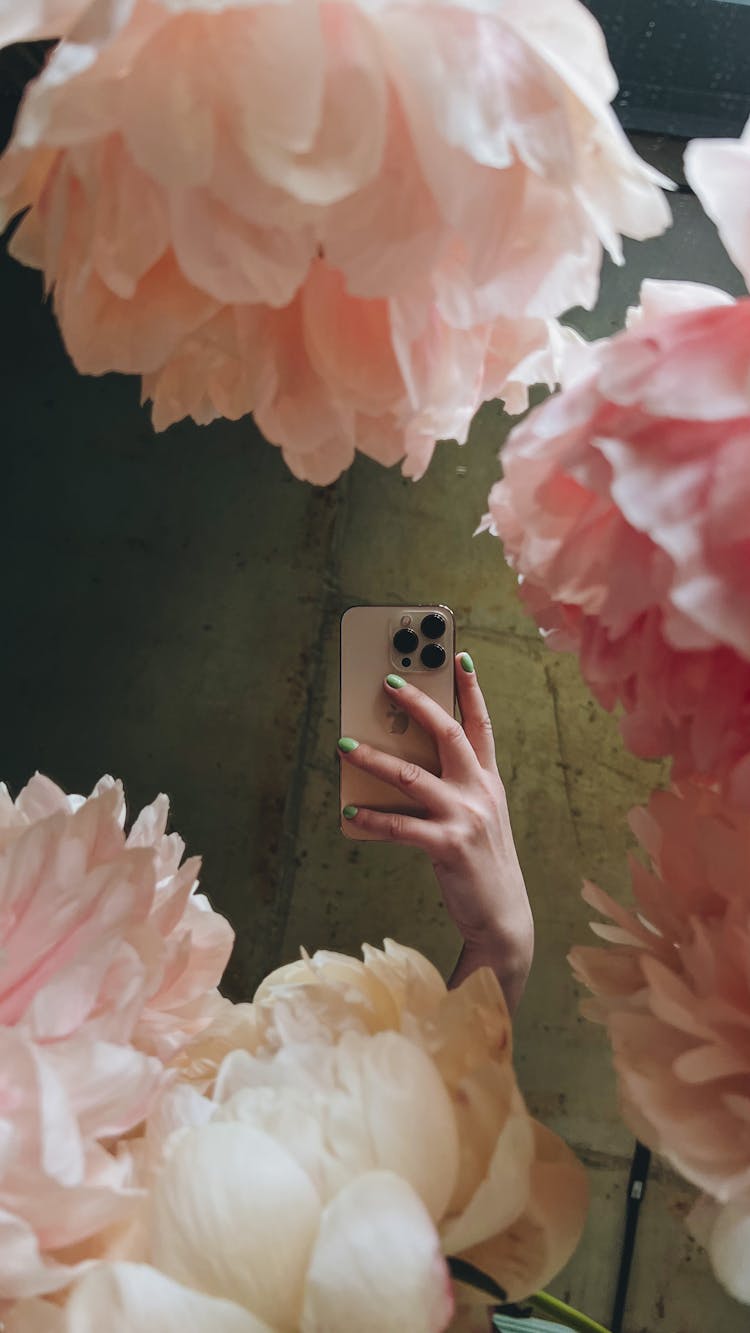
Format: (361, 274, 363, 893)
(455, 911, 534, 1013)
(463, 904, 534, 966)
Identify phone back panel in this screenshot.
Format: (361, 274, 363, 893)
(340, 604, 455, 838)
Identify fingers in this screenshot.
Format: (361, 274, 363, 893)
(382, 674, 476, 779)
(455, 652, 499, 773)
(337, 739, 452, 816)
(342, 804, 444, 854)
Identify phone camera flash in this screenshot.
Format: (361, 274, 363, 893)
(400, 615, 411, 627)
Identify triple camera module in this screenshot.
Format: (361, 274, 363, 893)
(393, 612, 446, 670)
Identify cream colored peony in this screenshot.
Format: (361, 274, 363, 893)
(0, 0, 669, 482)
(7, 942, 588, 1330)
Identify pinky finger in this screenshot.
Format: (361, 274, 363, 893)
(343, 805, 442, 854)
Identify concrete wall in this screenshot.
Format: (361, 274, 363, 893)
(0, 138, 746, 1330)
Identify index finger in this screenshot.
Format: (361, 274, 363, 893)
(383, 673, 477, 779)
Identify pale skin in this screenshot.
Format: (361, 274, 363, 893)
(338, 653, 534, 1014)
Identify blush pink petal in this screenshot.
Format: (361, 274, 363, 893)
(0, 1029, 154, 1298)
(685, 117, 750, 291)
(0, 1209, 90, 1303)
(625, 277, 735, 327)
(0, 0, 668, 483)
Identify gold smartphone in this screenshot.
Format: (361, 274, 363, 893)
(339, 604, 456, 839)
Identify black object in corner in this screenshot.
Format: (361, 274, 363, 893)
(611, 1140, 652, 1333)
(585, 0, 750, 139)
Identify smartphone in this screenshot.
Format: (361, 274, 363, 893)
(340, 604, 456, 839)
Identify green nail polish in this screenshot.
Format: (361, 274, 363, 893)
(459, 652, 475, 673)
(337, 737, 359, 752)
(386, 674, 405, 689)
(343, 805, 358, 820)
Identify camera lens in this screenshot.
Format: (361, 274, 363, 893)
(420, 643, 446, 670)
(393, 627, 418, 654)
(421, 613, 446, 640)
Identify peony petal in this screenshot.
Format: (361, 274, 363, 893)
(302, 262, 403, 413)
(440, 1087, 534, 1255)
(454, 1122, 588, 1302)
(685, 127, 750, 290)
(0, 1207, 88, 1300)
(44, 1036, 164, 1140)
(150, 1121, 321, 1328)
(707, 1196, 750, 1305)
(301, 1171, 453, 1333)
(56, 245, 219, 377)
(87, 136, 170, 298)
(64, 1262, 275, 1333)
(279, 436, 356, 487)
(254, 945, 401, 1045)
(415, 966, 512, 1092)
(0, 0, 90, 46)
(13, 3, 158, 152)
(322, 98, 442, 299)
(122, 14, 215, 188)
(447, 1062, 518, 1216)
(248, 4, 387, 206)
(4, 1296, 67, 1332)
(169, 187, 313, 307)
(206, 2, 326, 186)
(673, 1043, 750, 1084)
(626, 278, 734, 328)
(214, 1031, 460, 1223)
(360, 1032, 460, 1222)
(361, 939, 448, 1020)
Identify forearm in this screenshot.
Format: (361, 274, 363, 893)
(449, 915, 534, 1015)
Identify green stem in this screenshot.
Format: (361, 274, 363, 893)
(528, 1290, 612, 1333)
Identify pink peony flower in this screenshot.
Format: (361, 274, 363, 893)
(0, 0, 669, 482)
(0, 774, 233, 1301)
(685, 116, 750, 293)
(482, 280, 750, 797)
(0, 774, 233, 1059)
(569, 781, 750, 1304)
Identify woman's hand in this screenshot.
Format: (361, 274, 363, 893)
(337, 653, 534, 1013)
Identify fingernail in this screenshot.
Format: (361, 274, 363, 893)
(386, 674, 405, 689)
(337, 737, 359, 753)
(342, 805, 358, 820)
(459, 652, 475, 674)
